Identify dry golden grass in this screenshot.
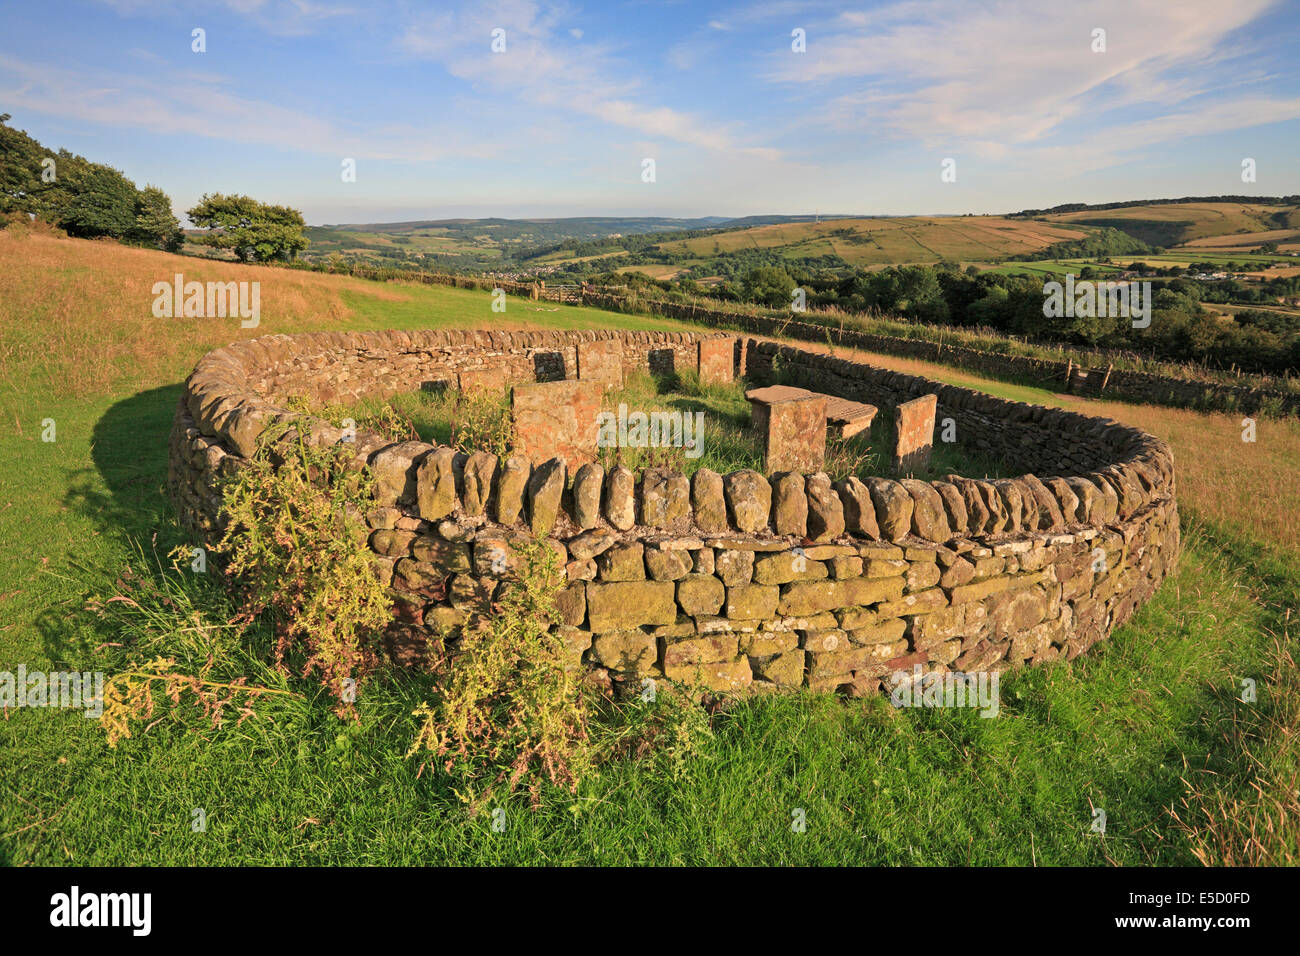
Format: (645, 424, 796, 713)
(0, 229, 621, 415)
(0, 228, 357, 399)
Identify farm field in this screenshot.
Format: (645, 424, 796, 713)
(978, 258, 1125, 278)
(1040, 202, 1300, 248)
(2, 231, 1297, 866)
(656, 216, 1089, 267)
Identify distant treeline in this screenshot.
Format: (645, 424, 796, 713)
(0, 113, 184, 250)
(591, 262, 1300, 375)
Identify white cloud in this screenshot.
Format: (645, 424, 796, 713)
(766, 0, 1285, 162)
(0, 53, 505, 163)
(397, 0, 779, 158)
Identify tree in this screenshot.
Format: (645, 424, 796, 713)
(131, 185, 184, 252)
(0, 113, 42, 215)
(741, 266, 796, 308)
(58, 163, 137, 239)
(187, 193, 309, 261)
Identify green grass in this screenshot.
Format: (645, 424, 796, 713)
(2, 517, 1290, 864)
(2, 269, 1297, 865)
(337, 369, 1005, 481)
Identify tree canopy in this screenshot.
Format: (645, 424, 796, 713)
(186, 193, 309, 262)
(0, 113, 184, 250)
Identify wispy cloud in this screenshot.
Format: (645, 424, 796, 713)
(397, 0, 780, 158)
(766, 0, 1286, 163)
(0, 53, 504, 162)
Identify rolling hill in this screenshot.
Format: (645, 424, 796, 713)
(1038, 201, 1300, 249)
(655, 215, 1090, 267)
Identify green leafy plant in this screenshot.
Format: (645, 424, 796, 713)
(217, 423, 391, 713)
(408, 541, 596, 810)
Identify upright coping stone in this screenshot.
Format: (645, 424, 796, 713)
(697, 337, 734, 385)
(893, 393, 938, 474)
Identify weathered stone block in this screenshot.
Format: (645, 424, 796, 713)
(725, 584, 779, 620)
(571, 462, 604, 530)
(836, 476, 881, 538)
(369, 441, 430, 507)
(900, 479, 951, 543)
(753, 551, 828, 585)
(756, 394, 827, 473)
(511, 379, 602, 467)
(692, 469, 727, 532)
(724, 470, 771, 533)
(576, 338, 623, 388)
(662, 635, 738, 669)
(867, 478, 913, 541)
(715, 549, 755, 586)
(806, 472, 846, 542)
(527, 457, 566, 537)
(665, 655, 753, 692)
(772, 472, 808, 537)
(462, 451, 498, 517)
(596, 542, 645, 581)
(590, 630, 658, 673)
(754, 649, 805, 686)
(604, 465, 636, 530)
(495, 455, 530, 525)
(416, 447, 458, 521)
(777, 579, 847, 616)
(587, 581, 677, 630)
(645, 547, 693, 581)
(677, 573, 725, 616)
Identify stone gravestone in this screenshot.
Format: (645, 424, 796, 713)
(892, 393, 938, 473)
(511, 379, 603, 467)
(576, 339, 623, 389)
(697, 337, 734, 384)
(746, 385, 827, 473)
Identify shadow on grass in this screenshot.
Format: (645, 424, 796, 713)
(37, 383, 187, 663)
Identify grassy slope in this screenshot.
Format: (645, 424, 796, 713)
(1, 231, 1296, 865)
(656, 216, 1088, 268)
(1042, 202, 1299, 248)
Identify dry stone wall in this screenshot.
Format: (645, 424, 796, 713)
(169, 328, 1180, 697)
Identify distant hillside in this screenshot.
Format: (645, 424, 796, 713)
(654, 215, 1090, 268)
(1027, 200, 1300, 250)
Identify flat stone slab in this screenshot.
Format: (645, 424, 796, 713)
(745, 385, 814, 405)
(823, 396, 877, 439)
(511, 379, 603, 467)
(746, 387, 876, 440)
(576, 339, 623, 388)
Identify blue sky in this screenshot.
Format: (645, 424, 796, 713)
(3, 0, 1299, 225)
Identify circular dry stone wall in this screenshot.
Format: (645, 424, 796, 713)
(169, 328, 1180, 696)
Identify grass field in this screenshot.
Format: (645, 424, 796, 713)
(2, 229, 1297, 866)
(1041, 202, 1300, 249)
(656, 216, 1088, 268)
